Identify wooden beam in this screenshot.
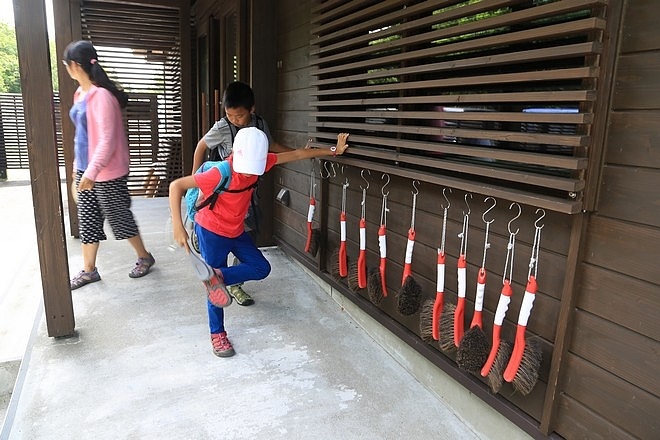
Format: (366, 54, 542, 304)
(13, 0, 74, 337)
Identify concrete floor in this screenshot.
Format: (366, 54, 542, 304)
(0, 172, 530, 440)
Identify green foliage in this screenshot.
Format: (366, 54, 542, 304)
(0, 22, 20, 93)
(0, 23, 59, 93)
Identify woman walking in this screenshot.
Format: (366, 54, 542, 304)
(63, 40, 155, 290)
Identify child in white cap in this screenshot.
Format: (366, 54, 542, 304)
(169, 129, 349, 357)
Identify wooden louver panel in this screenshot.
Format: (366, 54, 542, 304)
(80, 1, 183, 197)
(310, 0, 608, 214)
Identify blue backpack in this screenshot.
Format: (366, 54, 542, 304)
(184, 160, 257, 223)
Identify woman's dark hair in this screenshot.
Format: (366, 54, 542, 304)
(63, 40, 128, 108)
(222, 81, 255, 110)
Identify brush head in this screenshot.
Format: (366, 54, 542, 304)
(439, 302, 457, 352)
(397, 275, 422, 316)
(419, 299, 435, 343)
(511, 338, 542, 395)
(367, 267, 384, 305)
(456, 326, 489, 373)
(487, 339, 513, 393)
(347, 262, 361, 292)
(330, 247, 349, 281)
(307, 228, 321, 257)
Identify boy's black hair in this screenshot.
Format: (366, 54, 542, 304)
(222, 81, 255, 110)
(63, 40, 128, 108)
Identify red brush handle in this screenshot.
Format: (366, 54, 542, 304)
(432, 250, 446, 341)
(401, 228, 416, 285)
(304, 198, 316, 252)
(358, 218, 367, 288)
(469, 268, 487, 329)
(454, 254, 467, 346)
(339, 212, 347, 277)
(481, 280, 513, 377)
(378, 224, 388, 297)
(504, 276, 537, 382)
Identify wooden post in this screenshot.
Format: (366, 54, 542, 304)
(13, 0, 75, 337)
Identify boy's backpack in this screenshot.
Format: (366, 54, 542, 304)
(184, 160, 258, 224)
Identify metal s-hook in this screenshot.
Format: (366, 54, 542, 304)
(321, 161, 333, 179)
(463, 193, 472, 216)
(410, 180, 420, 230)
(534, 208, 546, 229)
(360, 169, 371, 190)
(381, 173, 390, 196)
(441, 187, 452, 210)
(482, 196, 496, 225)
(507, 202, 522, 236)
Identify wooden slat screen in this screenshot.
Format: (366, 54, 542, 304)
(309, 0, 607, 214)
(0, 93, 64, 171)
(80, 1, 183, 197)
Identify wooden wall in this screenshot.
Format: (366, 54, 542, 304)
(553, 1, 660, 438)
(270, 1, 659, 439)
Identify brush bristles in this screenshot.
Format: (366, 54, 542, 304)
(487, 340, 513, 393)
(367, 267, 384, 305)
(397, 275, 422, 316)
(307, 229, 321, 257)
(419, 299, 435, 343)
(511, 338, 542, 395)
(330, 247, 342, 280)
(347, 262, 361, 292)
(438, 302, 456, 352)
(456, 326, 489, 373)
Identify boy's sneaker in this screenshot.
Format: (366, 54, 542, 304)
(204, 269, 232, 308)
(211, 332, 235, 357)
(228, 284, 254, 306)
(70, 268, 101, 290)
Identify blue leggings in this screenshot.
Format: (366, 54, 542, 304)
(195, 224, 271, 333)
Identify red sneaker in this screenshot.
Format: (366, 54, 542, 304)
(211, 332, 235, 357)
(204, 269, 232, 308)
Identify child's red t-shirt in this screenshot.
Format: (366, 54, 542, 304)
(193, 153, 277, 238)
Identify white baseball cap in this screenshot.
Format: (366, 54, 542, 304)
(232, 127, 269, 175)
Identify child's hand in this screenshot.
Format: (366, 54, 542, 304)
(173, 224, 191, 254)
(335, 133, 350, 155)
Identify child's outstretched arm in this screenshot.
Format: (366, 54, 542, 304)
(168, 175, 198, 253)
(275, 133, 349, 165)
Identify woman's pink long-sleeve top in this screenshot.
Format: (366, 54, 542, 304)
(75, 85, 129, 182)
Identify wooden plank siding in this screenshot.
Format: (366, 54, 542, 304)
(556, 0, 660, 439)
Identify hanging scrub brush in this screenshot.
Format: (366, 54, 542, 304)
(348, 169, 370, 292)
(304, 160, 320, 257)
(331, 169, 349, 280)
(419, 188, 451, 343)
(368, 174, 390, 305)
(457, 197, 496, 373)
(453, 193, 473, 347)
(503, 209, 545, 396)
(397, 180, 422, 316)
(481, 202, 520, 393)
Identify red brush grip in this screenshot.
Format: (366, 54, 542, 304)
(358, 249, 367, 289)
(454, 297, 465, 347)
(379, 258, 388, 297)
(402, 263, 412, 286)
(481, 324, 502, 377)
(432, 291, 444, 341)
(304, 221, 312, 252)
(339, 241, 348, 277)
(504, 324, 528, 382)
